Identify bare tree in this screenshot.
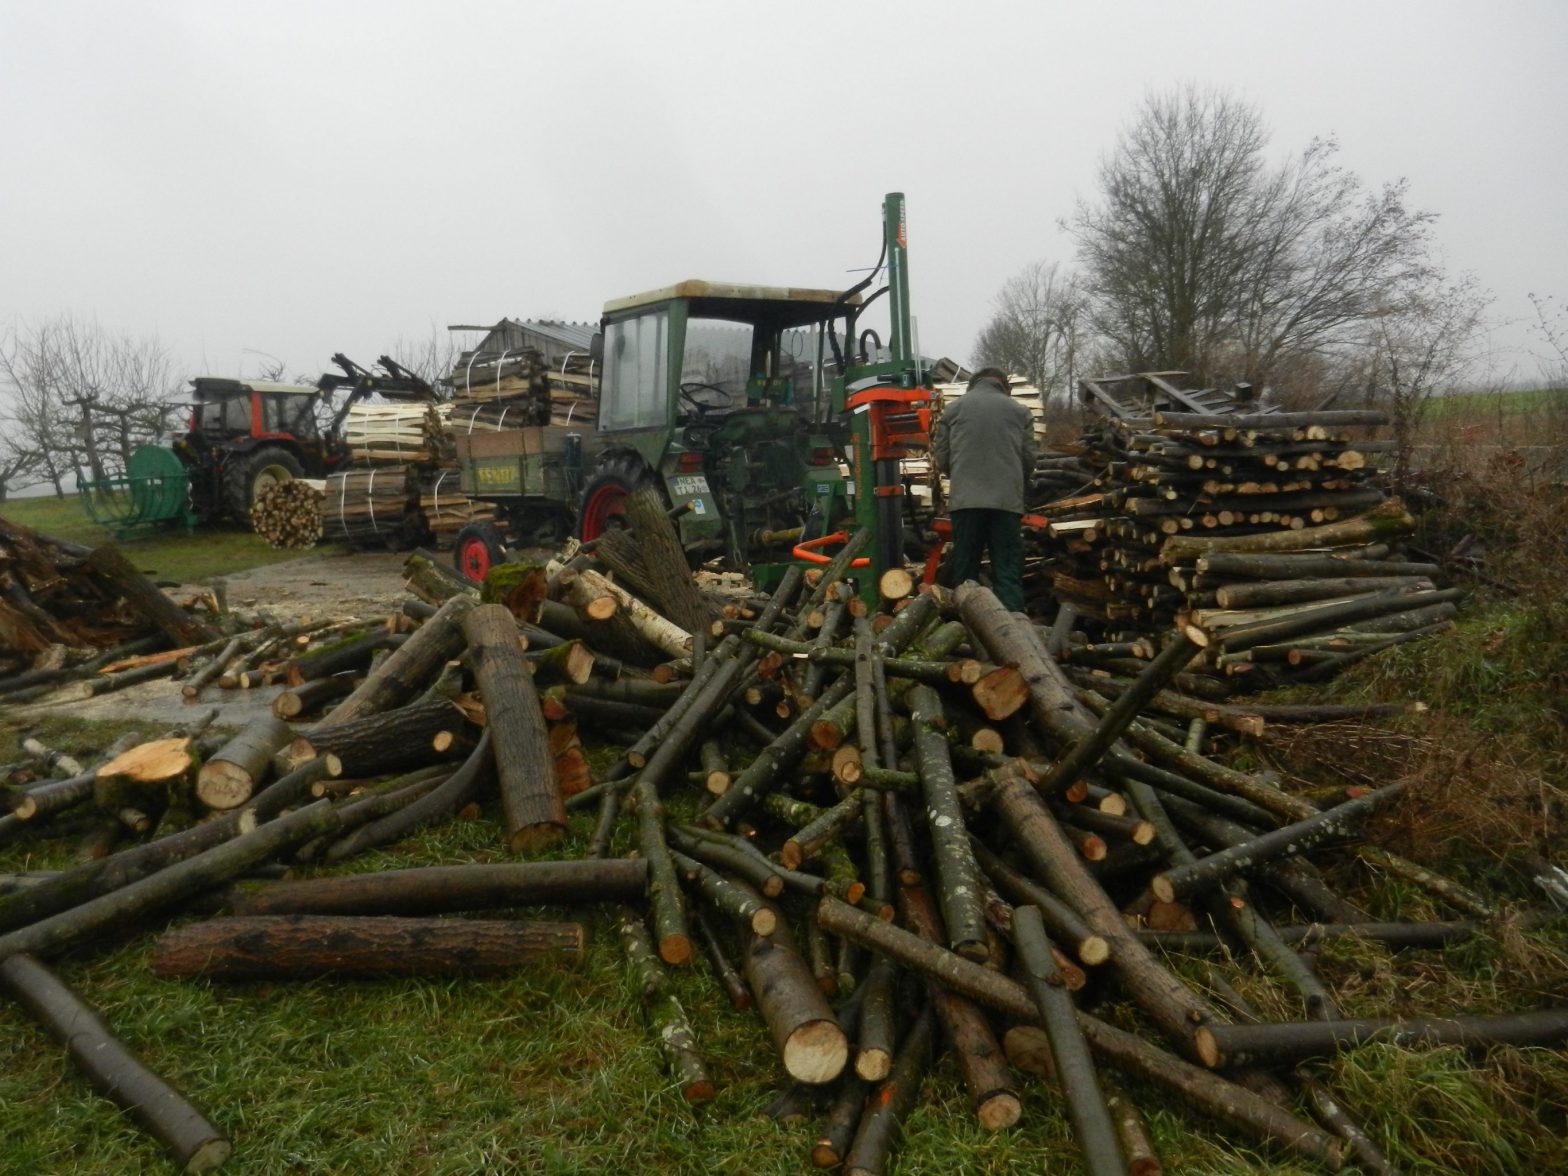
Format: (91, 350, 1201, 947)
(972, 261, 1086, 401)
(0, 315, 181, 495)
(387, 324, 461, 389)
(1067, 85, 1437, 386)
(0, 435, 41, 503)
(1365, 273, 1491, 490)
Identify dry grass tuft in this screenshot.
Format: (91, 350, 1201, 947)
(1371, 714, 1563, 872)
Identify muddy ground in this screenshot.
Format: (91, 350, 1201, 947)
(8, 550, 415, 731)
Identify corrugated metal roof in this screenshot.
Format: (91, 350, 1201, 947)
(515, 319, 598, 351)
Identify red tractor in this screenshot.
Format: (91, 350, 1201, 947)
(175, 357, 435, 526)
(175, 377, 344, 525)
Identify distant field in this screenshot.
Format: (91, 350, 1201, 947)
(1421, 386, 1565, 424)
(0, 493, 334, 583)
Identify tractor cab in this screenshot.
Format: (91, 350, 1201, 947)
(586, 282, 866, 572)
(176, 378, 338, 524)
(187, 378, 327, 444)
(597, 281, 858, 434)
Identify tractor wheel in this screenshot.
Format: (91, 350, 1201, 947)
(225, 447, 304, 524)
(577, 455, 658, 542)
(453, 521, 508, 584)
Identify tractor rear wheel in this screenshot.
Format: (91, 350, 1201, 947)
(577, 455, 658, 542)
(454, 521, 508, 584)
(226, 447, 304, 525)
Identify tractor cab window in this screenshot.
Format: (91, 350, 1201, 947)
(262, 394, 317, 437)
(199, 395, 251, 435)
(601, 311, 669, 430)
(682, 320, 752, 409)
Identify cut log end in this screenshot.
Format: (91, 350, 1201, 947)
(1150, 874, 1177, 904)
(811, 1141, 843, 1169)
(976, 1091, 1023, 1132)
(878, 567, 915, 603)
(682, 1078, 717, 1103)
(659, 934, 695, 967)
(193, 762, 253, 811)
(1077, 935, 1112, 967)
(783, 1019, 849, 1085)
(854, 1048, 892, 1082)
(751, 908, 779, 937)
(1194, 1026, 1221, 1068)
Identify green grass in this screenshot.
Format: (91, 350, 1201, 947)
(0, 493, 332, 583)
(1421, 387, 1565, 423)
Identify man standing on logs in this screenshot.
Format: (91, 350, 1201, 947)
(932, 367, 1036, 612)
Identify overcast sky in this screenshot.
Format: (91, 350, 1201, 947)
(2, 0, 1564, 387)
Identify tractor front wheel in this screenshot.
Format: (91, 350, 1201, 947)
(577, 456, 657, 542)
(454, 521, 508, 584)
(226, 447, 304, 525)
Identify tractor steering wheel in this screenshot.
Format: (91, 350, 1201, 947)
(679, 382, 737, 415)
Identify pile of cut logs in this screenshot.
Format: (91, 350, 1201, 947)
(0, 515, 218, 683)
(248, 480, 326, 549)
(1, 505, 1558, 1175)
(1020, 410, 1455, 689)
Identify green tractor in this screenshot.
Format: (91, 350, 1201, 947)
(454, 192, 936, 598)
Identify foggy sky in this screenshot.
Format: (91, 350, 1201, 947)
(2, 0, 1564, 387)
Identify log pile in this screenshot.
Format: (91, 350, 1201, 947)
(0, 515, 1555, 1174)
(446, 347, 597, 427)
(248, 480, 325, 549)
(1018, 409, 1453, 688)
(0, 516, 217, 677)
(322, 466, 419, 549)
(342, 403, 452, 465)
(414, 469, 498, 548)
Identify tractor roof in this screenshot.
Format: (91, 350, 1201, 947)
(189, 377, 321, 396)
(603, 280, 861, 320)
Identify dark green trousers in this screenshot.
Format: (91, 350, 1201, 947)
(945, 508, 1025, 612)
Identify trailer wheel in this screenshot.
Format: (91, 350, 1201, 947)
(577, 456, 656, 542)
(454, 521, 507, 584)
(225, 447, 304, 524)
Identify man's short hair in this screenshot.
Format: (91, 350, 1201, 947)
(969, 366, 1010, 389)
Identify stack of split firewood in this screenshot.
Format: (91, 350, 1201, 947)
(342, 403, 452, 465)
(248, 480, 326, 549)
(446, 347, 597, 428)
(1, 497, 1558, 1175)
(415, 470, 499, 549)
(1019, 410, 1453, 688)
(323, 466, 418, 550)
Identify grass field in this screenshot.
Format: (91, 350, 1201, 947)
(0, 493, 329, 583)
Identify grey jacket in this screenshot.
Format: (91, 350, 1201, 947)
(931, 376, 1035, 513)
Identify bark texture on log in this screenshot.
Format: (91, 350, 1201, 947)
(150, 914, 585, 979)
(463, 604, 565, 851)
(320, 594, 475, 725)
(745, 926, 847, 1085)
